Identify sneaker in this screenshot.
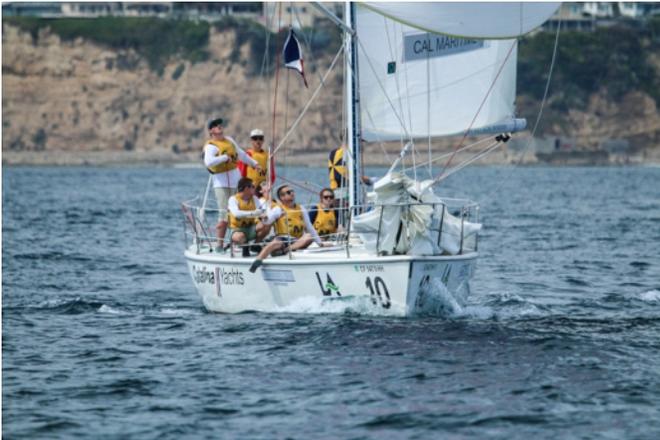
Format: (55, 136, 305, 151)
(241, 246, 250, 258)
(250, 244, 263, 254)
(249, 259, 263, 273)
(214, 246, 225, 254)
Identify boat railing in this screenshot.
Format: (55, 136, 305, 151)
(181, 198, 479, 257)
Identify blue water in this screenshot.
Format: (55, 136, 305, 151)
(3, 165, 660, 439)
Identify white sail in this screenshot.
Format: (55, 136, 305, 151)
(357, 4, 521, 141)
(362, 2, 560, 39)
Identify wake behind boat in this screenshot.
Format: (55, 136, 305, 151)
(182, 2, 559, 316)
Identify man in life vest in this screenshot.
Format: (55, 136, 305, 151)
(328, 144, 373, 225)
(203, 118, 262, 252)
(249, 185, 328, 273)
(308, 188, 338, 241)
(227, 177, 271, 257)
(238, 128, 276, 188)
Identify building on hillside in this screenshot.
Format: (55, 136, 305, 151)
(2, 2, 62, 17)
(618, 2, 660, 18)
(262, 2, 339, 32)
(2, 1, 263, 20)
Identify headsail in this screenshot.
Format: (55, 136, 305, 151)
(355, 3, 558, 142)
(362, 2, 560, 39)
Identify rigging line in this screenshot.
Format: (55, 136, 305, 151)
(382, 17, 407, 150)
(440, 141, 503, 181)
(270, 3, 284, 152)
(435, 39, 517, 183)
(356, 37, 411, 141)
(478, 18, 562, 205)
(278, 175, 324, 193)
(427, 44, 432, 178)
(271, 45, 345, 158)
(402, 135, 497, 173)
(267, 3, 284, 205)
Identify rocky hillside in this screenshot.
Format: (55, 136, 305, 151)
(2, 18, 660, 166)
(2, 19, 344, 165)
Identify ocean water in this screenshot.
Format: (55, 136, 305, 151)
(3, 165, 660, 439)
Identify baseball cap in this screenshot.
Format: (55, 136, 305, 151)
(250, 128, 264, 138)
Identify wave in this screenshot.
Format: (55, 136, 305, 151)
(638, 289, 660, 303)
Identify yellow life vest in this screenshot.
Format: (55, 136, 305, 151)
(205, 139, 238, 174)
(274, 203, 305, 238)
(246, 149, 268, 186)
(228, 194, 257, 229)
(313, 204, 337, 237)
(328, 147, 347, 190)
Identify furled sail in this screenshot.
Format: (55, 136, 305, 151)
(355, 2, 558, 142)
(362, 2, 560, 39)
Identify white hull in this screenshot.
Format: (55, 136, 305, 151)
(185, 246, 477, 316)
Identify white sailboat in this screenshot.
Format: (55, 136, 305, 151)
(181, 2, 559, 316)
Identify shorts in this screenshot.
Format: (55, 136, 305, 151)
(230, 224, 257, 242)
(267, 235, 296, 256)
(214, 187, 236, 222)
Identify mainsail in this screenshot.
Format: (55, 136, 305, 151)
(355, 2, 559, 142)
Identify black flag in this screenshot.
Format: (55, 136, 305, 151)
(283, 28, 308, 88)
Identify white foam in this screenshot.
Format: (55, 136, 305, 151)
(98, 304, 127, 315)
(276, 295, 401, 316)
(158, 307, 201, 317)
(639, 289, 660, 302)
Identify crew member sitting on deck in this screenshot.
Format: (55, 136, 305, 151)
(308, 188, 338, 241)
(249, 185, 328, 273)
(228, 178, 269, 257)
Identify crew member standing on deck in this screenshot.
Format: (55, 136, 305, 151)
(238, 128, 276, 188)
(203, 118, 262, 252)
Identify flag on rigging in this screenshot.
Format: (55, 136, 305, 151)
(283, 28, 308, 88)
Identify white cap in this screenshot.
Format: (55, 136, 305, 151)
(250, 128, 264, 138)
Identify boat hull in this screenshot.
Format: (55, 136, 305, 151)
(185, 249, 477, 316)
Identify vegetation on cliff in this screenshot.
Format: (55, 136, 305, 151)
(518, 17, 660, 110)
(4, 16, 210, 73)
(4, 15, 340, 76)
(6, 15, 657, 103)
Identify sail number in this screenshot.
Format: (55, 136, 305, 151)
(365, 276, 391, 309)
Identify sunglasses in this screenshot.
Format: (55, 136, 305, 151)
(322, 195, 334, 200)
(251, 136, 264, 141)
(282, 190, 295, 196)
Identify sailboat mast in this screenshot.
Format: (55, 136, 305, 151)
(345, 1, 362, 209)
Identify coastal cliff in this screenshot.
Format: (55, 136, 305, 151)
(2, 18, 660, 166)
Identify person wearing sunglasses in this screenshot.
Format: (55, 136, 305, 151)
(309, 188, 338, 240)
(203, 118, 262, 252)
(238, 128, 276, 189)
(227, 177, 270, 257)
(249, 184, 329, 273)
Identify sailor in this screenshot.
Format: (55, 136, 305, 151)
(238, 128, 276, 188)
(249, 185, 329, 273)
(203, 118, 262, 252)
(328, 143, 374, 221)
(328, 144, 348, 201)
(308, 188, 338, 240)
(227, 177, 270, 257)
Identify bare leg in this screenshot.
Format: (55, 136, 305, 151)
(289, 233, 313, 251)
(231, 231, 246, 245)
(255, 222, 271, 242)
(216, 220, 228, 249)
